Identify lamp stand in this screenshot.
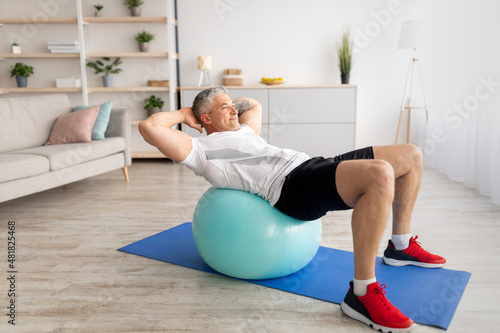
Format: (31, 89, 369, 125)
(395, 53, 429, 144)
(197, 69, 213, 87)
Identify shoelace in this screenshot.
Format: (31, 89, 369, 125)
(362, 283, 393, 313)
(403, 235, 428, 258)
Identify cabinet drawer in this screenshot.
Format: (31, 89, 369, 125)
(269, 123, 355, 157)
(269, 88, 355, 124)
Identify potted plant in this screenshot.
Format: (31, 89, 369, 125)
(86, 57, 123, 87)
(135, 30, 155, 52)
(11, 42, 21, 54)
(144, 95, 164, 116)
(94, 4, 103, 17)
(337, 27, 353, 84)
(10, 62, 34, 87)
(124, 0, 144, 17)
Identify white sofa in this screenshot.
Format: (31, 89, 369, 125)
(0, 94, 131, 203)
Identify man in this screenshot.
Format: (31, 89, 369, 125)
(139, 86, 446, 332)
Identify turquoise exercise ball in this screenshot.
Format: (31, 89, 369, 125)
(192, 187, 322, 280)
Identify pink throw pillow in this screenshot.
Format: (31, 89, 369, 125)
(45, 106, 100, 145)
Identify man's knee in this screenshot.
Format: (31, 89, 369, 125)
(404, 144, 424, 174)
(367, 160, 395, 199)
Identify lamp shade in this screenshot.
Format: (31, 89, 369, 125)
(198, 56, 212, 70)
(397, 20, 423, 50)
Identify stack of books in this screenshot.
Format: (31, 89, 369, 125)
(48, 41, 80, 53)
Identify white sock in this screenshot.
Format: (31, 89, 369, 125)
(392, 233, 412, 251)
(353, 277, 377, 297)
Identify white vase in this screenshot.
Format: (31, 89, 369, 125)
(12, 46, 21, 54)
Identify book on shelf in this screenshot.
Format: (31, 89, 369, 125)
(47, 41, 81, 53)
(49, 49, 81, 54)
(48, 41, 80, 47)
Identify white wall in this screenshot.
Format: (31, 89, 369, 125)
(178, 0, 424, 147)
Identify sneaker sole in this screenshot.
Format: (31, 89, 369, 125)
(382, 256, 445, 268)
(341, 301, 415, 333)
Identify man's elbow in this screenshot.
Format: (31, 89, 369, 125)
(138, 121, 151, 142)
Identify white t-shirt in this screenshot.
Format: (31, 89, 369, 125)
(180, 125, 310, 206)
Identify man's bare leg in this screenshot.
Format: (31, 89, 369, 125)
(336, 155, 416, 332)
(335, 159, 395, 280)
(372, 144, 424, 235)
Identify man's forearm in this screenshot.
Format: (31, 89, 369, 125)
(233, 97, 259, 116)
(138, 109, 185, 146)
(140, 109, 185, 130)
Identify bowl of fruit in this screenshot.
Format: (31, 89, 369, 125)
(260, 77, 286, 85)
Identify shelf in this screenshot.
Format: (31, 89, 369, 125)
(0, 87, 82, 93)
(0, 53, 79, 59)
(0, 17, 175, 25)
(181, 84, 358, 90)
(88, 86, 169, 93)
(0, 52, 175, 59)
(131, 151, 167, 158)
(0, 18, 77, 24)
(86, 52, 169, 58)
(83, 17, 168, 24)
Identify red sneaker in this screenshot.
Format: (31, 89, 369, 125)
(341, 281, 415, 332)
(382, 235, 446, 268)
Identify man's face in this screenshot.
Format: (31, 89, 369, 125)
(203, 93, 239, 132)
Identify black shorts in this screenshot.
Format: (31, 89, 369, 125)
(274, 146, 374, 221)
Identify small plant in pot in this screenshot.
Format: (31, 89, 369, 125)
(135, 30, 155, 52)
(10, 62, 34, 87)
(94, 4, 104, 17)
(11, 42, 21, 54)
(337, 27, 353, 84)
(125, 0, 144, 17)
(144, 95, 164, 116)
(86, 57, 123, 87)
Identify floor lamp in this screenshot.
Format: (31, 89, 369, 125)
(395, 20, 428, 144)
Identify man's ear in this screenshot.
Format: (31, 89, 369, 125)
(200, 113, 211, 125)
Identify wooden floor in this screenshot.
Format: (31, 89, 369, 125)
(1, 160, 499, 332)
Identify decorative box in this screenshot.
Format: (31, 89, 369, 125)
(223, 68, 243, 86)
(147, 80, 169, 87)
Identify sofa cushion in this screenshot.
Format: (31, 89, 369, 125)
(0, 94, 72, 153)
(45, 106, 100, 145)
(74, 101, 112, 140)
(11, 137, 126, 171)
(0, 154, 50, 183)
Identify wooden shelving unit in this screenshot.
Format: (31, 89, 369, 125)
(0, 0, 179, 159)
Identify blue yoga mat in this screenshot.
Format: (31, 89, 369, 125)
(118, 222, 471, 330)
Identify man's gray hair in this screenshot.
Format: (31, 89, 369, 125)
(192, 86, 228, 122)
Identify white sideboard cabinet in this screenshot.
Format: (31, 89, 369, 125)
(180, 85, 357, 157)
